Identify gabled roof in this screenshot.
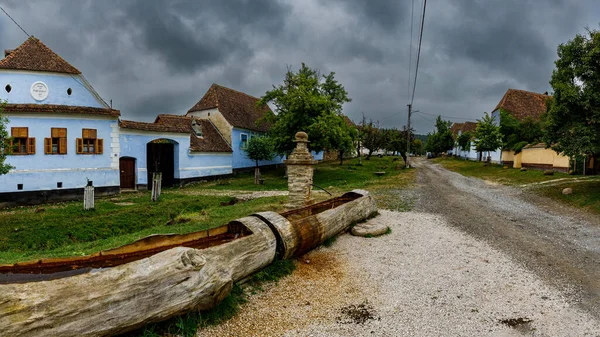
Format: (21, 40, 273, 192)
(343, 115, 356, 128)
(120, 114, 232, 153)
(461, 121, 477, 133)
(450, 123, 464, 137)
(2, 104, 119, 117)
(494, 89, 552, 121)
(187, 83, 271, 132)
(0, 36, 81, 74)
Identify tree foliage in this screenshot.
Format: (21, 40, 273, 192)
(499, 109, 543, 153)
(0, 101, 13, 175)
(456, 131, 472, 153)
(359, 118, 381, 160)
(424, 116, 454, 155)
(243, 136, 275, 184)
(543, 28, 600, 160)
(473, 112, 502, 155)
(258, 64, 352, 156)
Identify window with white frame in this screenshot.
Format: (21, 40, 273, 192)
(240, 133, 248, 149)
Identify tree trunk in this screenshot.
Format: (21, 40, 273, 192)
(254, 160, 261, 184)
(366, 149, 373, 160)
(339, 150, 344, 165)
(400, 151, 407, 165)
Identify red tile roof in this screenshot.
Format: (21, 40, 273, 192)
(450, 122, 464, 137)
(494, 89, 552, 121)
(0, 36, 81, 74)
(461, 121, 477, 133)
(188, 83, 272, 132)
(2, 103, 119, 117)
(120, 114, 232, 153)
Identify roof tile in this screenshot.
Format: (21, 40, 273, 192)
(0, 37, 81, 74)
(494, 89, 552, 121)
(187, 84, 271, 132)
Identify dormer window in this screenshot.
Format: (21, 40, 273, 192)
(191, 119, 203, 137)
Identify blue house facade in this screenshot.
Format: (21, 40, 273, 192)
(0, 38, 320, 206)
(0, 37, 120, 206)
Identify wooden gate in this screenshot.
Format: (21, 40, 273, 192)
(119, 157, 136, 189)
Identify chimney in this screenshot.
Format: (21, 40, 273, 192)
(543, 91, 548, 95)
(4, 49, 13, 57)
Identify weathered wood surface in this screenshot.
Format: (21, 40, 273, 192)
(0, 216, 277, 337)
(257, 190, 377, 257)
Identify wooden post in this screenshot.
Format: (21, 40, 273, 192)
(84, 182, 94, 210)
(151, 172, 162, 202)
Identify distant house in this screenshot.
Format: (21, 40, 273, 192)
(186, 83, 322, 170)
(451, 121, 478, 160)
(489, 88, 552, 164)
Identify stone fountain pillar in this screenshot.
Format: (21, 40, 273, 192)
(284, 131, 317, 209)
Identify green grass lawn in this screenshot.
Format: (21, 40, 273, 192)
(0, 157, 414, 264)
(431, 157, 569, 185)
(537, 181, 600, 214)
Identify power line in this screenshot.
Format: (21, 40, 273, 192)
(416, 110, 474, 121)
(407, 0, 415, 102)
(0, 6, 29, 37)
(410, 0, 427, 106)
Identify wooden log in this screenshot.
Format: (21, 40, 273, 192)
(0, 216, 277, 337)
(256, 189, 377, 258)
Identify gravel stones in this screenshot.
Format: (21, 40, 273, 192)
(351, 221, 389, 237)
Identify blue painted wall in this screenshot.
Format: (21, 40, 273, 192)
(0, 71, 105, 107)
(119, 131, 232, 185)
(231, 127, 323, 168)
(0, 116, 119, 192)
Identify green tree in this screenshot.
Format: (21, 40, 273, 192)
(499, 109, 543, 153)
(243, 136, 275, 184)
(424, 116, 454, 155)
(456, 131, 472, 153)
(311, 113, 357, 165)
(258, 64, 352, 156)
(411, 138, 424, 156)
(543, 28, 600, 170)
(474, 112, 502, 162)
(0, 101, 13, 175)
(360, 119, 381, 160)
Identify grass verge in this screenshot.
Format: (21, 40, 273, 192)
(536, 180, 600, 214)
(431, 157, 569, 185)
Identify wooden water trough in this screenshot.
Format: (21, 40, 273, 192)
(0, 190, 376, 337)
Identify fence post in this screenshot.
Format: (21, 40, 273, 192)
(151, 172, 162, 202)
(84, 180, 95, 210)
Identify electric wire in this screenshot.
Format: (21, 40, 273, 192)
(410, 0, 427, 106)
(0, 6, 29, 37)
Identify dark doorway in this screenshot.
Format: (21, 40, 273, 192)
(119, 157, 136, 189)
(147, 141, 175, 187)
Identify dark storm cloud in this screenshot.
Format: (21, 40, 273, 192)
(0, 0, 598, 131)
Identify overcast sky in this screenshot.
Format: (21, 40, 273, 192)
(1, 1, 598, 134)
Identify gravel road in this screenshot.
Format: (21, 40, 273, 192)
(197, 158, 600, 336)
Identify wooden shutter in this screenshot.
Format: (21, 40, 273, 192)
(96, 139, 104, 154)
(51, 128, 67, 138)
(11, 127, 28, 138)
(59, 137, 67, 154)
(27, 138, 35, 154)
(76, 138, 83, 154)
(83, 128, 97, 139)
(44, 138, 51, 154)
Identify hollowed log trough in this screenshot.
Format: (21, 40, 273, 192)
(0, 190, 376, 337)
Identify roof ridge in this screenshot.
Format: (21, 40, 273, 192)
(0, 36, 81, 74)
(213, 83, 262, 101)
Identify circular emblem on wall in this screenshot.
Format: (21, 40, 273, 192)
(30, 81, 49, 101)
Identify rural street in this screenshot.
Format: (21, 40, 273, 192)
(414, 158, 600, 319)
(199, 158, 600, 336)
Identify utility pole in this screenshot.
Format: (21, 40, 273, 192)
(406, 104, 412, 168)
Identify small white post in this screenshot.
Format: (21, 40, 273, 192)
(84, 183, 95, 210)
(151, 172, 162, 202)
